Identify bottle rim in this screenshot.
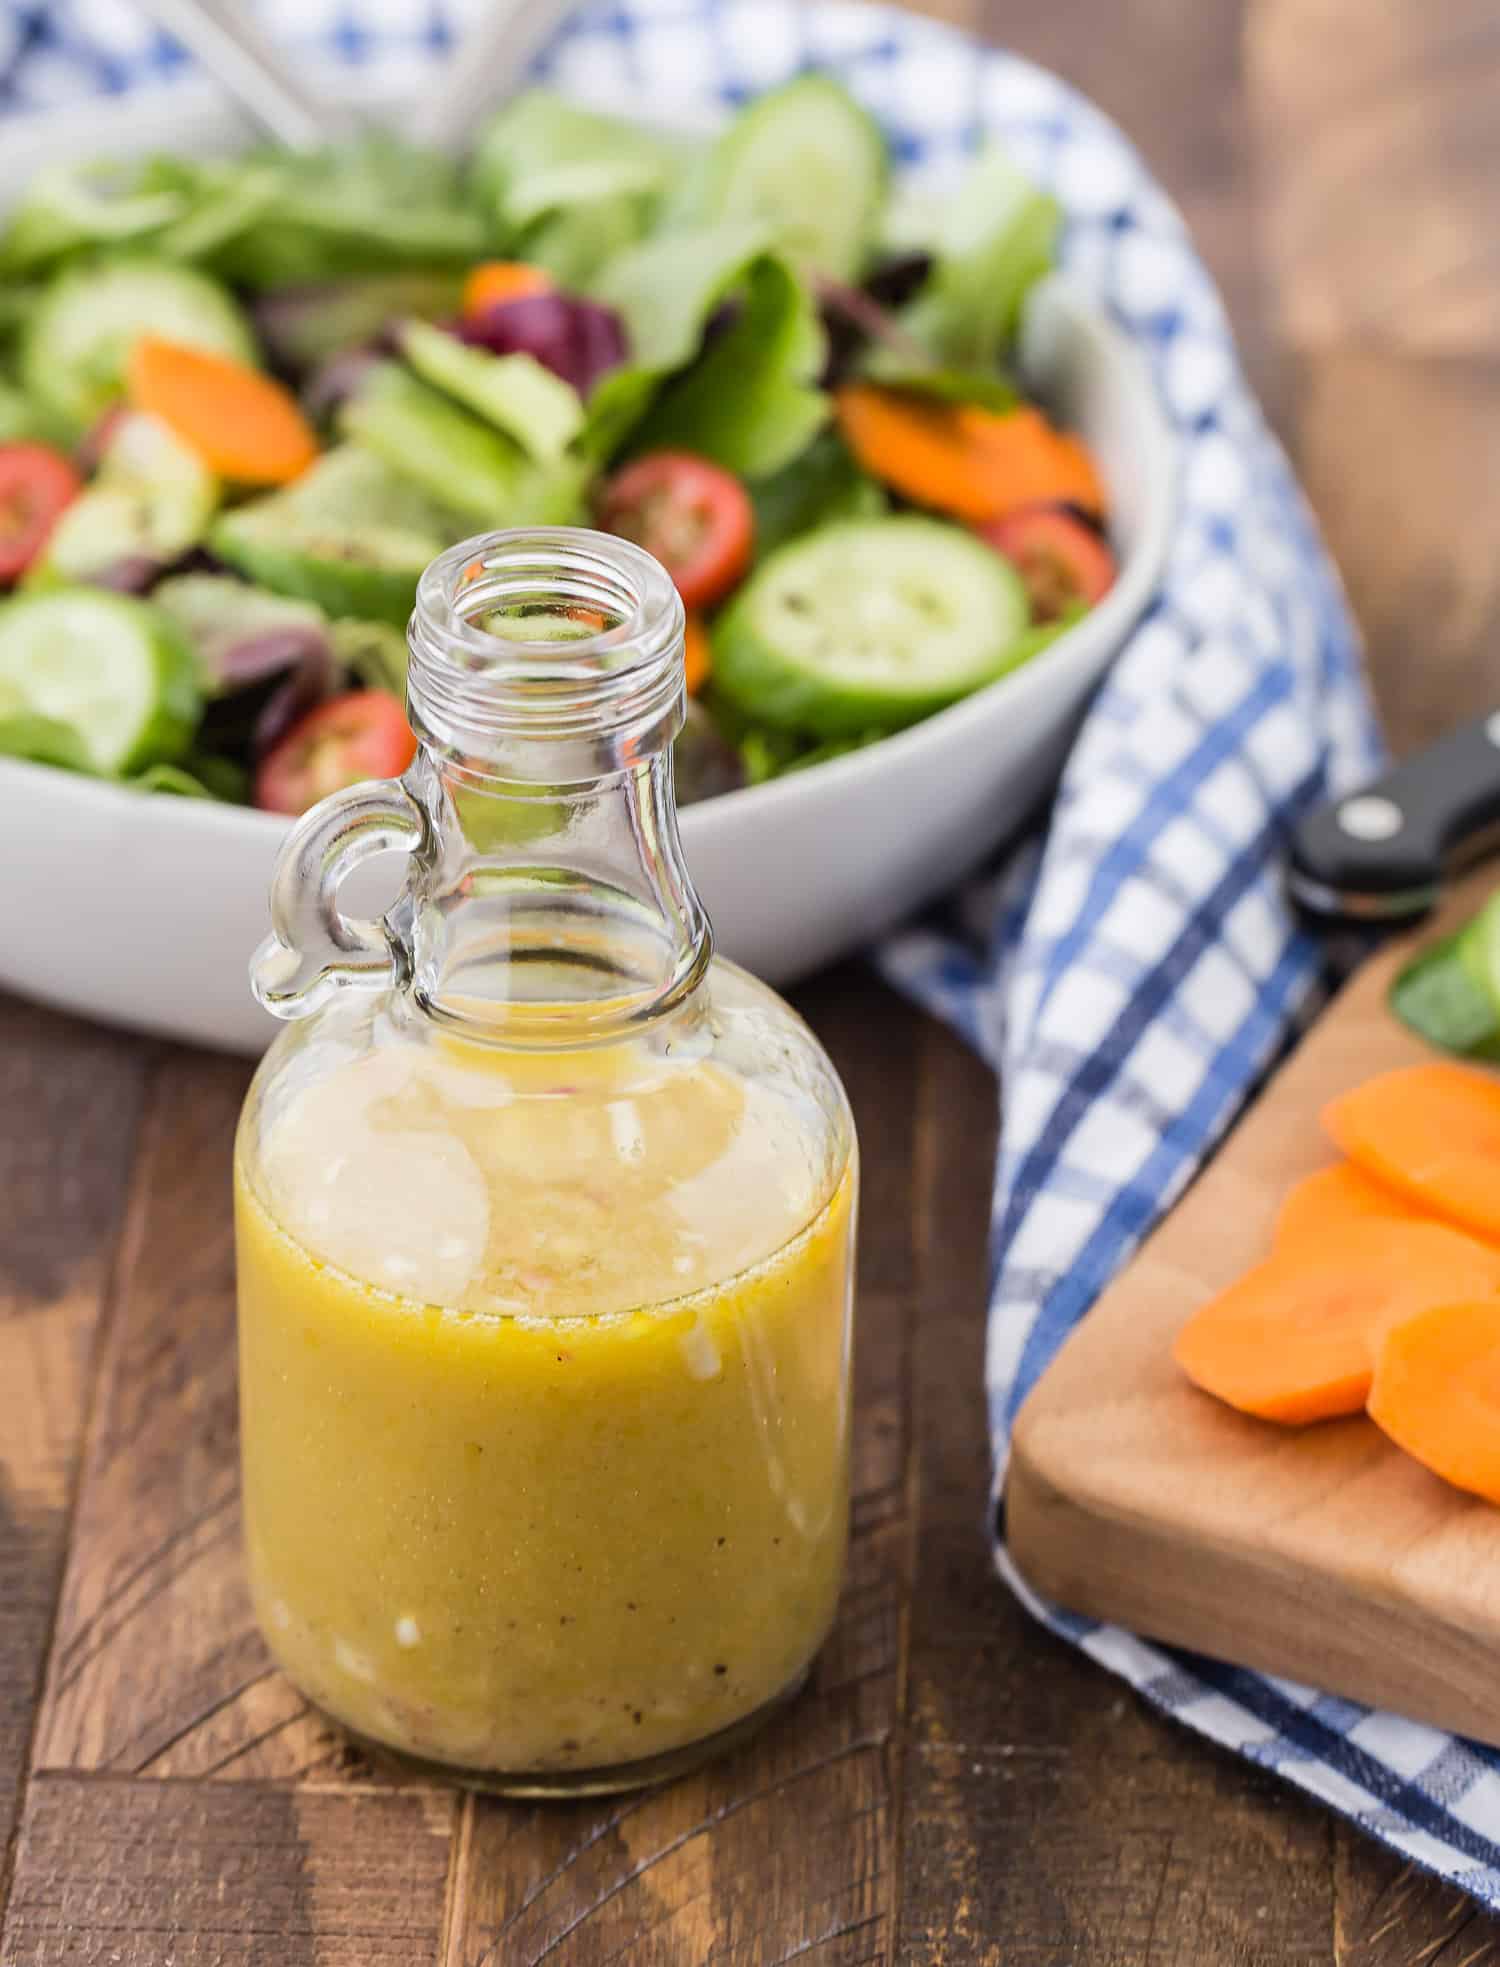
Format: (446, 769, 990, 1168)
(407, 527, 686, 757)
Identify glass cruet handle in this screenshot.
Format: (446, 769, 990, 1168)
(250, 778, 424, 1019)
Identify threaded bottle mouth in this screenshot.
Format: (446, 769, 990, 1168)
(407, 527, 686, 777)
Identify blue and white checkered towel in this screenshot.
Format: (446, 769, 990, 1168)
(19, 0, 1500, 1908)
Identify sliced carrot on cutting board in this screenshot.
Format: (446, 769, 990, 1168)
(1323, 1062, 1500, 1241)
(127, 336, 318, 485)
(1274, 1162, 1428, 1252)
(1172, 1218, 1500, 1424)
(834, 386, 1103, 524)
(1369, 1299, 1500, 1504)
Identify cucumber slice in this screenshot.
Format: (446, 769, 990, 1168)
(35, 411, 219, 586)
(0, 588, 200, 774)
(1391, 893, 1500, 1062)
(701, 77, 889, 281)
(210, 445, 464, 627)
(21, 257, 256, 435)
(711, 517, 1031, 735)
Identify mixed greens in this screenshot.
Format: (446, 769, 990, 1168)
(0, 76, 1116, 815)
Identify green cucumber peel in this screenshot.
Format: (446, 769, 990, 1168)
(695, 76, 889, 282)
(0, 588, 200, 776)
(894, 146, 1059, 370)
(1391, 892, 1500, 1061)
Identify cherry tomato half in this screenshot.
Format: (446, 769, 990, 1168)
(0, 444, 83, 585)
(978, 504, 1116, 623)
(597, 451, 754, 611)
(253, 690, 416, 817)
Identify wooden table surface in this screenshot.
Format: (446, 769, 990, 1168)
(5, 0, 1500, 1959)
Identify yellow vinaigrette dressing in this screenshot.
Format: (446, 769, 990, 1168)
(236, 530, 856, 1792)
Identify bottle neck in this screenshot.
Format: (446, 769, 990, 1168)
(249, 528, 710, 1042)
(394, 733, 711, 1048)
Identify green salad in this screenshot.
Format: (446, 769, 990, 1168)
(0, 77, 1116, 816)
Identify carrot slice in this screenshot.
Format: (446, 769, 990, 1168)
(956, 404, 1105, 516)
(834, 386, 1104, 524)
(1368, 1300, 1500, 1503)
(1172, 1218, 1500, 1423)
(1274, 1162, 1427, 1253)
(127, 336, 317, 485)
(1323, 1062, 1500, 1241)
(683, 614, 711, 696)
(462, 261, 554, 318)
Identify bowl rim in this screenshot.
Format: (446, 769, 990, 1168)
(0, 82, 1177, 843)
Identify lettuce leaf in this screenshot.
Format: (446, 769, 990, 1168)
(581, 220, 775, 458)
(205, 139, 485, 288)
(399, 321, 584, 462)
(518, 195, 655, 289)
(897, 148, 1059, 370)
(0, 159, 190, 274)
(131, 755, 249, 801)
(749, 432, 887, 560)
(341, 363, 587, 524)
(329, 618, 409, 697)
(471, 89, 692, 246)
(625, 254, 828, 478)
(0, 378, 66, 446)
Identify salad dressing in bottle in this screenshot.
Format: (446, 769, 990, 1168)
(234, 528, 856, 1792)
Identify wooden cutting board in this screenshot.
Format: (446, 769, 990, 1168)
(1007, 868, 1500, 1746)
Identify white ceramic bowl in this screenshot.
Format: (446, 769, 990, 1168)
(0, 85, 1174, 1055)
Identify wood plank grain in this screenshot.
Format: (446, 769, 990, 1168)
(2, 1773, 455, 1966)
(0, 997, 148, 1905)
(1250, 0, 1500, 355)
(29, 1040, 387, 1787)
(894, 1014, 1338, 1961)
(24, 1048, 346, 1782)
(1290, 348, 1500, 756)
(1334, 1841, 1500, 1967)
(906, 1735, 1332, 1967)
(443, 966, 913, 1966)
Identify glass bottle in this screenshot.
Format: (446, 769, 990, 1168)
(233, 527, 857, 1795)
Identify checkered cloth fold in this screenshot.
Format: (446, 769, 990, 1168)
(18, 0, 1500, 1907)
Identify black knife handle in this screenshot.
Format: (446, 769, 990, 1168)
(1289, 715, 1500, 920)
